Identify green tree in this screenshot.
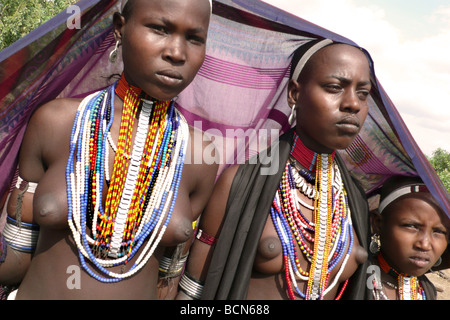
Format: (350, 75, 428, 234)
(429, 148, 450, 193)
(0, 0, 77, 51)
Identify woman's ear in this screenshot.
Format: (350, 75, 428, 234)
(287, 79, 301, 107)
(370, 209, 383, 234)
(112, 12, 126, 42)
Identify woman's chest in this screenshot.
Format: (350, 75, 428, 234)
(33, 158, 195, 247)
(254, 203, 366, 284)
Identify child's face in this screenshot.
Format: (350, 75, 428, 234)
(378, 194, 449, 277)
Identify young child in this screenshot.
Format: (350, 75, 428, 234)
(368, 176, 450, 300)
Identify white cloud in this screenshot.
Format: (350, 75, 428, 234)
(262, 0, 450, 155)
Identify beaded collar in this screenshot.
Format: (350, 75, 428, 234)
(377, 252, 407, 278)
(66, 74, 189, 282)
(377, 253, 425, 300)
(115, 74, 142, 101)
(270, 132, 352, 300)
(290, 132, 336, 172)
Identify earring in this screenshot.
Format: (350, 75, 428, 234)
(288, 104, 296, 125)
(369, 233, 380, 254)
(109, 40, 120, 63)
(433, 257, 442, 268)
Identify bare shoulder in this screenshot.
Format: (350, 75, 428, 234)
(27, 97, 81, 132)
(186, 125, 218, 165)
(184, 125, 219, 182)
(213, 164, 239, 194)
(18, 98, 82, 180)
(26, 97, 82, 153)
(197, 164, 240, 232)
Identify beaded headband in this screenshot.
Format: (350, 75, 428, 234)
(378, 183, 429, 213)
(291, 38, 334, 81)
(120, 0, 213, 13)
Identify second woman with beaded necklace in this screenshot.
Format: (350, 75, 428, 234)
(178, 39, 373, 300)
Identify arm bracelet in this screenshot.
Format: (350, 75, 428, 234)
(179, 272, 204, 300)
(159, 253, 188, 278)
(3, 216, 39, 253)
(196, 228, 217, 245)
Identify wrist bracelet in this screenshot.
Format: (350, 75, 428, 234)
(179, 272, 204, 300)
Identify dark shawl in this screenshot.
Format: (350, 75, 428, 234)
(201, 130, 370, 300)
(420, 275, 438, 300)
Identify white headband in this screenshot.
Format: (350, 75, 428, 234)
(291, 39, 333, 81)
(121, 0, 212, 12)
(378, 183, 428, 213)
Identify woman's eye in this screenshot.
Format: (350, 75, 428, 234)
(187, 35, 205, 45)
(149, 25, 167, 34)
(404, 224, 419, 230)
(434, 228, 448, 236)
(324, 84, 341, 92)
(357, 90, 370, 100)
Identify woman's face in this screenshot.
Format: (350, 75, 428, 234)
(377, 195, 449, 276)
(115, 0, 210, 100)
(289, 44, 372, 153)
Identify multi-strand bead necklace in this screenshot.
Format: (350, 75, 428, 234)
(377, 253, 425, 300)
(270, 133, 353, 300)
(66, 74, 188, 282)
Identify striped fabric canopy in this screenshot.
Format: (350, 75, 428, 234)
(0, 0, 448, 219)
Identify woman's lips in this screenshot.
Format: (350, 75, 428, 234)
(409, 256, 430, 268)
(156, 70, 183, 87)
(336, 117, 361, 134)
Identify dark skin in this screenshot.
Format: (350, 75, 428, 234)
(0, 0, 217, 299)
(181, 44, 372, 300)
(372, 194, 450, 300)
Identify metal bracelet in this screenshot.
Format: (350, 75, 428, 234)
(179, 272, 204, 300)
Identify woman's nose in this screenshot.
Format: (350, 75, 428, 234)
(340, 89, 360, 113)
(163, 35, 186, 64)
(414, 232, 432, 251)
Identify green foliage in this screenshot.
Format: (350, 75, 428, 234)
(0, 0, 78, 51)
(429, 148, 450, 193)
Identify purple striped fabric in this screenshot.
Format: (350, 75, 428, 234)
(0, 0, 448, 218)
(198, 55, 287, 89)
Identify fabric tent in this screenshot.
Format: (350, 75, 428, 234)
(0, 0, 448, 222)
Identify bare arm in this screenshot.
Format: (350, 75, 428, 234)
(0, 98, 74, 285)
(176, 164, 239, 299)
(0, 103, 46, 285)
(158, 126, 219, 299)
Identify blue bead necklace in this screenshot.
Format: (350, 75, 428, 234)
(66, 76, 189, 282)
(270, 140, 353, 299)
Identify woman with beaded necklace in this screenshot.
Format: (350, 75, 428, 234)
(368, 176, 450, 300)
(177, 39, 373, 300)
(0, 0, 217, 300)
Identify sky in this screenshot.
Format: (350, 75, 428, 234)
(262, 0, 450, 156)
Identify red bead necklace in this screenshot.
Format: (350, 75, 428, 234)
(377, 253, 424, 300)
(115, 75, 142, 100)
(290, 132, 335, 172)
